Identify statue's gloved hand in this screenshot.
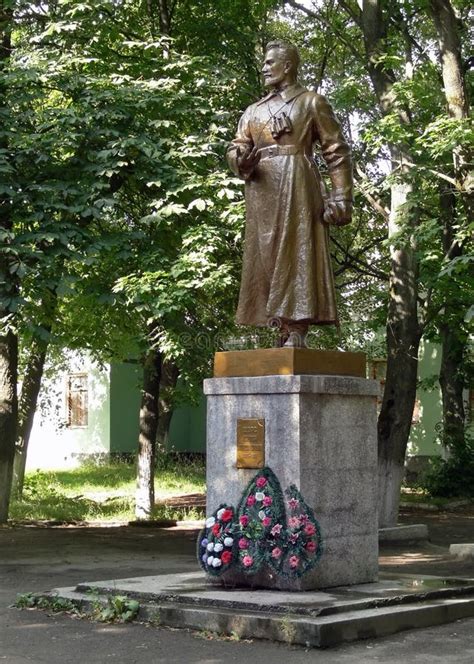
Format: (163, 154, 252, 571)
(323, 195, 352, 227)
(236, 146, 261, 180)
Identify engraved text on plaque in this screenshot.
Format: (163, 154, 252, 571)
(236, 418, 265, 469)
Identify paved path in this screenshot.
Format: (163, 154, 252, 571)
(1, 511, 473, 663)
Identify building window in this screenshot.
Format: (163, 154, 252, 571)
(66, 374, 88, 427)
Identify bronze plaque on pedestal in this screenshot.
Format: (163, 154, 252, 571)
(236, 419, 265, 469)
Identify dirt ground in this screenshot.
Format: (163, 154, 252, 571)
(0, 505, 473, 663)
(380, 505, 474, 578)
(399, 504, 474, 546)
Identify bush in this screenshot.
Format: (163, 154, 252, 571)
(421, 438, 474, 498)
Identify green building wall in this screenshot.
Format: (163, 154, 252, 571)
(110, 362, 141, 454)
(408, 341, 444, 457)
(168, 397, 206, 453)
(109, 362, 206, 454)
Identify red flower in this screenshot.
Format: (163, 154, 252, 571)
(211, 524, 221, 536)
(304, 523, 316, 536)
(238, 537, 249, 549)
(221, 550, 232, 564)
(262, 516, 271, 527)
(288, 516, 300, 529)
(246, 495, 256, 507)
(239, 515, 249, 527)
(306, 540, 317, 553)
(221, 509, 233, 522)
(242, 555, 253, 567)
(262, 495, 273, 507)
(271, 547, 282, 559)
(256, 477, 267, 488)
(289, 555, 300, 568)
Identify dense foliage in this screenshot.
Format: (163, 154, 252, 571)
(3, 2, 250, 377)
(1, 0, 472, 521)
(422, 437, 474, 498)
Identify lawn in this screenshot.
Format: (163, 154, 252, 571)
(9, 455, 206, 523)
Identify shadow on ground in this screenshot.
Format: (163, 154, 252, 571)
(0, 505, 473, 663)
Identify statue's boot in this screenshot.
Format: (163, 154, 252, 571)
(275, 328, 289, 347)
(283, 321, 309, 348)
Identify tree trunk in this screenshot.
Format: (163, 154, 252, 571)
(429, 0, 469, 123)
(12, 339, 49, 497)
(12, 286, 57, 497)
(156, 358, 179, 448)
(437, 182, 465, 452)
(360, 1, 421, 526)
(157, 0, 171, 35)
(147, 0, 171, 38)
(429, 0, 470, 453)
(439, 322, 466, 451)
(0, 332, 17, 523)
(0, 1, 17, 524)
(135, 346, 162, 519)
(377, 167, 421, 526)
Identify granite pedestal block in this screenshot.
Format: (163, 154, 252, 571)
(203, 373, 380, 590)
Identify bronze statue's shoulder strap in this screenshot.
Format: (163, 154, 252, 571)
(279, 83, 307, 103)
(255, 91, 277, 107)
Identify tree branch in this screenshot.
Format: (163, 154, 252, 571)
(399, 160, 459, 188)
(355, 183, 390, 221)
(337, 0, 362, 27)
(98, 5, 143, 42)
(331, 236, 388, 281)
(285, 0, 362, 61)
(389, 13, 437, 69)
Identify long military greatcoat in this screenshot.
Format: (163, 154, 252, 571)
(227, 83, 353, 326)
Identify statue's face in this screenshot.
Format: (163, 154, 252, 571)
(262, 48, 291, 88)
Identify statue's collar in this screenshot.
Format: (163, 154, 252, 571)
(257, 82, 306, 106)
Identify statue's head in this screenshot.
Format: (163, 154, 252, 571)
(262, 41, 300, 89)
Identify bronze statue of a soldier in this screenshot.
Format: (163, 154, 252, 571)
(227, 41, 353, 347)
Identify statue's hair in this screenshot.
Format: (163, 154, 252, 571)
(265, 40, 300, 76)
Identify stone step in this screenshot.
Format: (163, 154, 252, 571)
(450, 543, 474, 560)
(36, 571, 474, 649)
(379, 524, 429, 544)
(38, 586, 474, 649)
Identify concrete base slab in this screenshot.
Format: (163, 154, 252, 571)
(450, 544, 474, 560)
(42, 571, 474, 649)
(379, 524, 429, 544)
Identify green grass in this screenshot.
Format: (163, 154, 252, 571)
(9, 455, 206, 523)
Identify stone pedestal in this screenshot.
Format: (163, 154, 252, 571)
(203, 362, 380, 590)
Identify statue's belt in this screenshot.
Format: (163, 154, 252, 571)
(257, 144, 301, 160)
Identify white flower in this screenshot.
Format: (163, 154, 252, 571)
(223, 537, 233, 547)
(212, 558, 222, 568)
(207, 542, 214, 552)
(205, 517, 216, 528)
(216, 508, 225, 519)
(255, 492, 265, 502)
(214, 542, 224, 552)
(258, 510, 266, 520)
(207, 556, 214, 565)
